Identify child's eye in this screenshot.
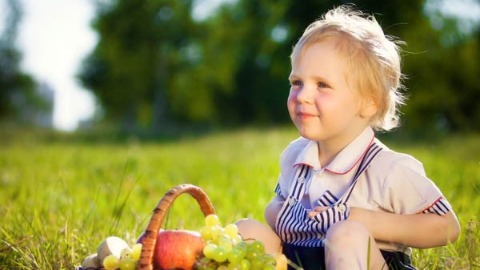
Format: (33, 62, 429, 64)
(290, 80, 303, 89)
(317, 81, 330, 88)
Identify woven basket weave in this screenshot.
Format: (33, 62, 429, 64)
(136, 184, 216, 270)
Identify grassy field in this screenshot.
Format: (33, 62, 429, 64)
(0, 127, 478, 269)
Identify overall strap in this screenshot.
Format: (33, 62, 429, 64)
(339, 142, 382, 204)
(288, 164, 310, 200)
(275, 140, 383, 247)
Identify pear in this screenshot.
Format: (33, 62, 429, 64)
(81, 253, 101, 269)
(96, 236, 129, 263)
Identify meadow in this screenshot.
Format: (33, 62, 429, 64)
(0, 127, 478, 269)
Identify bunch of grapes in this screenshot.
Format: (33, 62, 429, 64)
(102, 243, 143, 270)
(196, 214, 278, 270)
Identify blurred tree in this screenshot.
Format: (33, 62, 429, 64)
(80, 0, 196, 131)
(165, 3, 239, 124)
(402, 0, 480, 132)
(80, 0, 480, 133)
(209, 0, 293, 124)
(0, 0, 45, 124)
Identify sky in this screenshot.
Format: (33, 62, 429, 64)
(13, 0, 480, 131)
(17, 0, 97, 131)
(15, 0, 227, 131)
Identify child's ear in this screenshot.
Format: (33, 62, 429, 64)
(360, 97, 378, 119)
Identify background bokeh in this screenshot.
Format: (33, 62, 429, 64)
(1, 0, 480, 136)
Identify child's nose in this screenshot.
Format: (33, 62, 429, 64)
(296, 84, 315, 103)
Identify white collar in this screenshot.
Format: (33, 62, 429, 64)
(293, 128, 375, 175)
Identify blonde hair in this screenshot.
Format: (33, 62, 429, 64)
(291, 5, 406, 131)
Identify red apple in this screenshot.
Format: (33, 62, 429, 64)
(142, 229, 204, 270)
(137, 229, 164, 244)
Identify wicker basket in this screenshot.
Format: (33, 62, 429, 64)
(136, 184, 216, 270)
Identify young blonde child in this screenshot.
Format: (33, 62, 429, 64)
(238, 5, 460, 270)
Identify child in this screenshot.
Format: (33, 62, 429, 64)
(262, 5, 460, 270)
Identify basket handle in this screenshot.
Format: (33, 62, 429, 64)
(137, 184, 215, 270)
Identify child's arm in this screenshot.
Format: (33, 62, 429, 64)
(264, 195, 285, 229)
(349, 207, 460, 248)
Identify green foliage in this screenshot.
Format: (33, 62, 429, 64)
(79, 0, 197, 129)
(79, 0, 480, 133)
(0, 0, 47, 123)
(0, 128, 479, 269)
(401, 1, 480, 133)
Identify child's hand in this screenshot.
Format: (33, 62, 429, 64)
(307, 204, 351, 234)
(307, 206, 329, 218)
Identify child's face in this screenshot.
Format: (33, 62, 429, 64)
(288, 38, 375, 146)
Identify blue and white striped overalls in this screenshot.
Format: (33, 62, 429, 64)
(275, 142, 382, 247)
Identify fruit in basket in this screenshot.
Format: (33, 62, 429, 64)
(195, 214, 287, 270)
(119, 256, 135, 270)
(153, 229, 205, 269)
(102, 254, 120, 269)
(78, 237, 143, 270)
(81, 253, 101, 269)
(235, 218, 282, 255)
(130, 243, 142, 261)
(97, 236, 130, 263)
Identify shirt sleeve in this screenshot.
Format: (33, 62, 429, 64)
(276, 137, 308, 198)
(380, 153, 452, 215)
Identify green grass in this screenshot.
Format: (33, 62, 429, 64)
(0, 127, 478, 269)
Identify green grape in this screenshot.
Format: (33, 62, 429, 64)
(103, 254, 120, 270)
(213, 246, 228, 263)
(246, 249, 261, 262)
(205, 214, 221, 226)
(235, 241, 248, 252)
(207, 225, 222, 241)
(232, 235, 243, 245)
(263, 265, 276, 270)
(262, 254, 276, 265)
(202, 225, 223, 242)
(130, 243, 142, 261)
(196, 257, 214, 270)
(248, 240, 265, 254)
(227, 246, 246, 264)
(119, 257, 135, 270)
(239, 259, 251, 270)
(217, 266, 229, 270)
(200, 226, 213, 240)
(227, 262, 242, 270)
(224, 224, 239, 238)
(250, 257, 264, 270)
(217, 234, 233, 252)
(203, 243, 218, 259)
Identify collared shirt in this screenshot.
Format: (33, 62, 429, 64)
(274, 127, 452, 253)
